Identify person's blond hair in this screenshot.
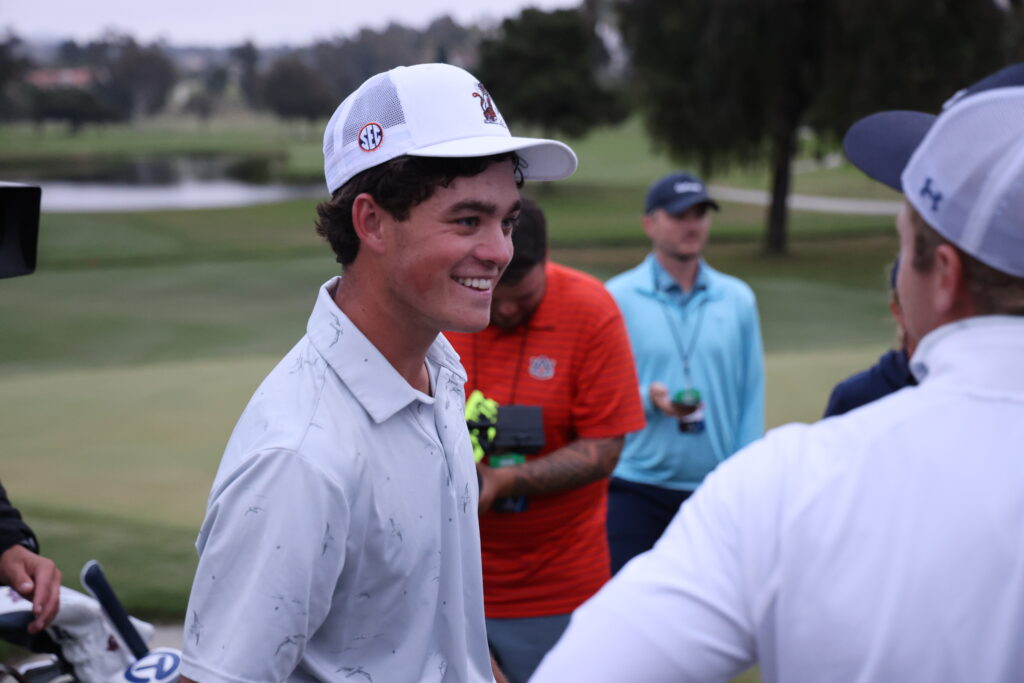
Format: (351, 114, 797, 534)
(908, 205, 1024, 316)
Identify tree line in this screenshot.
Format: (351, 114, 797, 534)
(2, 0, 1023, 251)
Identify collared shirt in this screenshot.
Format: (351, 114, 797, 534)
(606, 253, 765, 490)
(182, 277, 492, 683)
(649, 252, 710, 307)
(446, 262, 645, 618)
(533, 315, 1024, 683)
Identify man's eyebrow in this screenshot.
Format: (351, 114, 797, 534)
(447, 198, 521, 215)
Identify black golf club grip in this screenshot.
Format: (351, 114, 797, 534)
(80, 560, 149, 660)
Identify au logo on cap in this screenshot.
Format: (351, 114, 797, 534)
(472, 83, 505, 127)
(358, 122, 384, 152)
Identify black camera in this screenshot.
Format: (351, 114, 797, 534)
(489, 405, 545, 454)
(467, 404, 545, 513)
(0, 183, 41, 280)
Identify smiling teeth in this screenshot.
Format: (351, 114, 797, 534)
(454, 277, 492, 291)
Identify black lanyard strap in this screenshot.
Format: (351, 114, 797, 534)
(657, 289, 708, 388)
(472, 327, 530, 404)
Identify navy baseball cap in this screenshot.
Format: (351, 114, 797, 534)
(644, 172, 719, 215)
(843, 63, 1024, 192)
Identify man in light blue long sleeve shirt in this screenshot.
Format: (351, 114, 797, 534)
(605, 172, 764, 573)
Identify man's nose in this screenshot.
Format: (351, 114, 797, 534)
(477, 223, 513, 267)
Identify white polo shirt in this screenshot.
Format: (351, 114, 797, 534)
(534, 316, 1024, 683)
(182, 277, 492, 683)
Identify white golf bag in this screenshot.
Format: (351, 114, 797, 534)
(0, 561, 181, 683)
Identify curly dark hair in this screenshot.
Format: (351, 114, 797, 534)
(315, 153, 524, 266)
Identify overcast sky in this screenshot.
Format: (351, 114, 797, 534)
(1, 0, 581, 47)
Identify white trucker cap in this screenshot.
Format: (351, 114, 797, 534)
(900, 87, 1024, 278)
(843, 63, 1024, 278)
(323, 63, 578, 194)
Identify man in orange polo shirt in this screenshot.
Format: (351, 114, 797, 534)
(446, 198, 645, 683)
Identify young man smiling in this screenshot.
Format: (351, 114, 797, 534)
(179, 64, 575, 683)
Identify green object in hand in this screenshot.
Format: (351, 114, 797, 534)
(673, 388, 702, 407)
(466, 389, 499, 463)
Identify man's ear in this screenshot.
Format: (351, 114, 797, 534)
(352, 193, 388, 255)
(933, 243, 973, 317)
(641, 212, 656, 240)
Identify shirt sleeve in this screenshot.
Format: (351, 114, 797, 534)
(735, 290, 765, 449)
(570, 293, 646, 440)
(180, 449, 349, 683)
(0, 481, 39, 555)
(531, 436, 784, 682)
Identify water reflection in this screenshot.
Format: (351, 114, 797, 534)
(1, 155, 325, 213)
(39, 180, 323, 213)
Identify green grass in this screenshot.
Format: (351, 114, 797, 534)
(16, 503, 199, 621)
(33, 189, 892, 275)
(36, 199, 324, 267)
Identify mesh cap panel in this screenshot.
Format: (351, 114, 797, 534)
(902, 87, 1024, 277)
(341, 74, 405, 143)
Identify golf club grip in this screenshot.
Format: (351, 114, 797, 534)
(81, 560, 149, 660)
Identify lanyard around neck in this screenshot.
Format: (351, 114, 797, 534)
(653, 261, 707, 387)
(471, 326, 530, 404)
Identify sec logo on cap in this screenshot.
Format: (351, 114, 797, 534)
(358, 122, 384, 152)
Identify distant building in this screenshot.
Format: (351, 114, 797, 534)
(26, 67, 94, 90)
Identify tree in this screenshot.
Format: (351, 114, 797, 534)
(0, 32, 32, 119)
(261, 55, 335, 123)
(30, 86, 115, 133)
(308, 23, 429, 104)
(618, 0, 1017, 253)
(56, 39, 84, 67)
(184, 64, 229, 125)
(230, 41, 261, 107)
(107, 39, 176, 119)
(475, 8, 627, 138)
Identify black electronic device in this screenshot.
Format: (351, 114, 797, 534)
(467, 403, 545, 513)
(0, 183, 41, 279)
(490, 404, 545, 453)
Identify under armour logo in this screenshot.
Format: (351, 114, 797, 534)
(920, 177, 943, 212)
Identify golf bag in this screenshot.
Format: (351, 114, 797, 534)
(0, 562, 181, 682)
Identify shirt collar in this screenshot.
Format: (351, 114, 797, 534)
(909, 315, 1024, 392)
(306, 277, 467, 424)
(647, 253, 710, 296)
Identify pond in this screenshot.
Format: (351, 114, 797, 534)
(0, 155, 325, 213)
